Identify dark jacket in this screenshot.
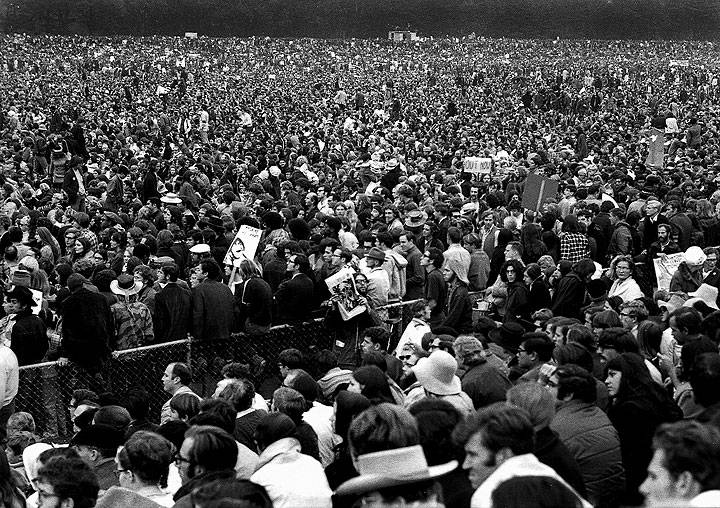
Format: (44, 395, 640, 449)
(442, 280, 472, 333)
(275, 273, 314, 324)
(59, 287, 112, 370)
(668, 212, 694, 251)
(669, 262, 703, 294)
(403, 246, 425, 300)
(640, 214, 669, 250)
(528, 278, 552, 312)
(172, 470, 236, 508)
(263, 257, 287, 292)
(234, 409, 267, 452)
(607, 221, 633, 259)
(608, 361, 682, 506)
(154, 282, 192, 342)
(235, 276, 273, 328)
(504, 281, 531, 323)
(552, 400, 625, 508)
(191, 279, 235, 341)
(551, 272, 587, 320)
(10, 310, 48, 366)
(425, 268, 447, 326)
(62, 168, 86, 206)
(459, 358, 512, 410)
(141, 170, 160, 203)
(534, 426, 586, 498)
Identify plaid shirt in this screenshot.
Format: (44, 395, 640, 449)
(560, 232, 590, 264)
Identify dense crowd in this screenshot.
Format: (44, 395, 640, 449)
(1, 33, 720, 507)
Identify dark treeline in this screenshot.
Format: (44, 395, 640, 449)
(2, 0, 720, 39)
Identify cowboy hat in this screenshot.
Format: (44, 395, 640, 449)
(160, 192, 182, 204)
(412, 350, 462, 396)
(110, 274, 142, 297)
(404, 210, 427, 228)
(335, 445, 457, 496)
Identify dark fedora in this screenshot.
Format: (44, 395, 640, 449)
(198, 215, 225, 233)
(488, 322, 525, 353)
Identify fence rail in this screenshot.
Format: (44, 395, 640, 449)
(15, 296, 464, 442)
(16, 319, 334, 442)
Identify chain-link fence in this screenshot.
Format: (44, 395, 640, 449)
(14, 299, 444, 442)
(14, 318, 335, 442)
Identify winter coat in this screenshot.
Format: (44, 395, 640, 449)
(551, 272, 587, 320)
(191, 279, 235, 340)
(59, 287, 112, 370)
(552, 400, 625, 508)
(669, 262, 703, 294)
(10, 310, 48, 366)
(607, 221, 633, 259)
(505, 281, 531, 323)
(534, 427, 586, 498)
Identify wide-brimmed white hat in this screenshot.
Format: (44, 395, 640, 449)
(687, 283, 720, 310)
(110, 274, 142, 296)
(160, 192, 182, 204)
(412, 350, 462, 396)
(335, 445, 457, 496)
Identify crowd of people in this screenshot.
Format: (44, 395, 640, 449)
(1, 33, 720, 506)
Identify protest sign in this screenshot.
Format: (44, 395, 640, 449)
(645, 127, 665, 169)
(223, 225, 262, 267)
(325, 267, 366, 321)
(463, 157, 493, 174)
(30, 288, 42, 315)
(184, 32, 198, 39)
(521, 173, 559, 212)
(654, 252, 685, 290)
(670, 59, 689, 67)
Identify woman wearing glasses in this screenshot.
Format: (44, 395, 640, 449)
(607, 255, 643, 303)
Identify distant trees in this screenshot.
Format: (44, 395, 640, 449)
(0, 0, 719, 39)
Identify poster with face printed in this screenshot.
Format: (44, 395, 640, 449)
(224, 225, 262, 267)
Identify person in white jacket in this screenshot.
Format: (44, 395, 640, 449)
(250, 413, 332, 508)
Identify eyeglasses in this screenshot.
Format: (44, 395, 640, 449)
(173, 453, 192, 466)
(398, 355, 411, 361)
(620, 312, 634, 318)
(114, 468, 130, 478)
